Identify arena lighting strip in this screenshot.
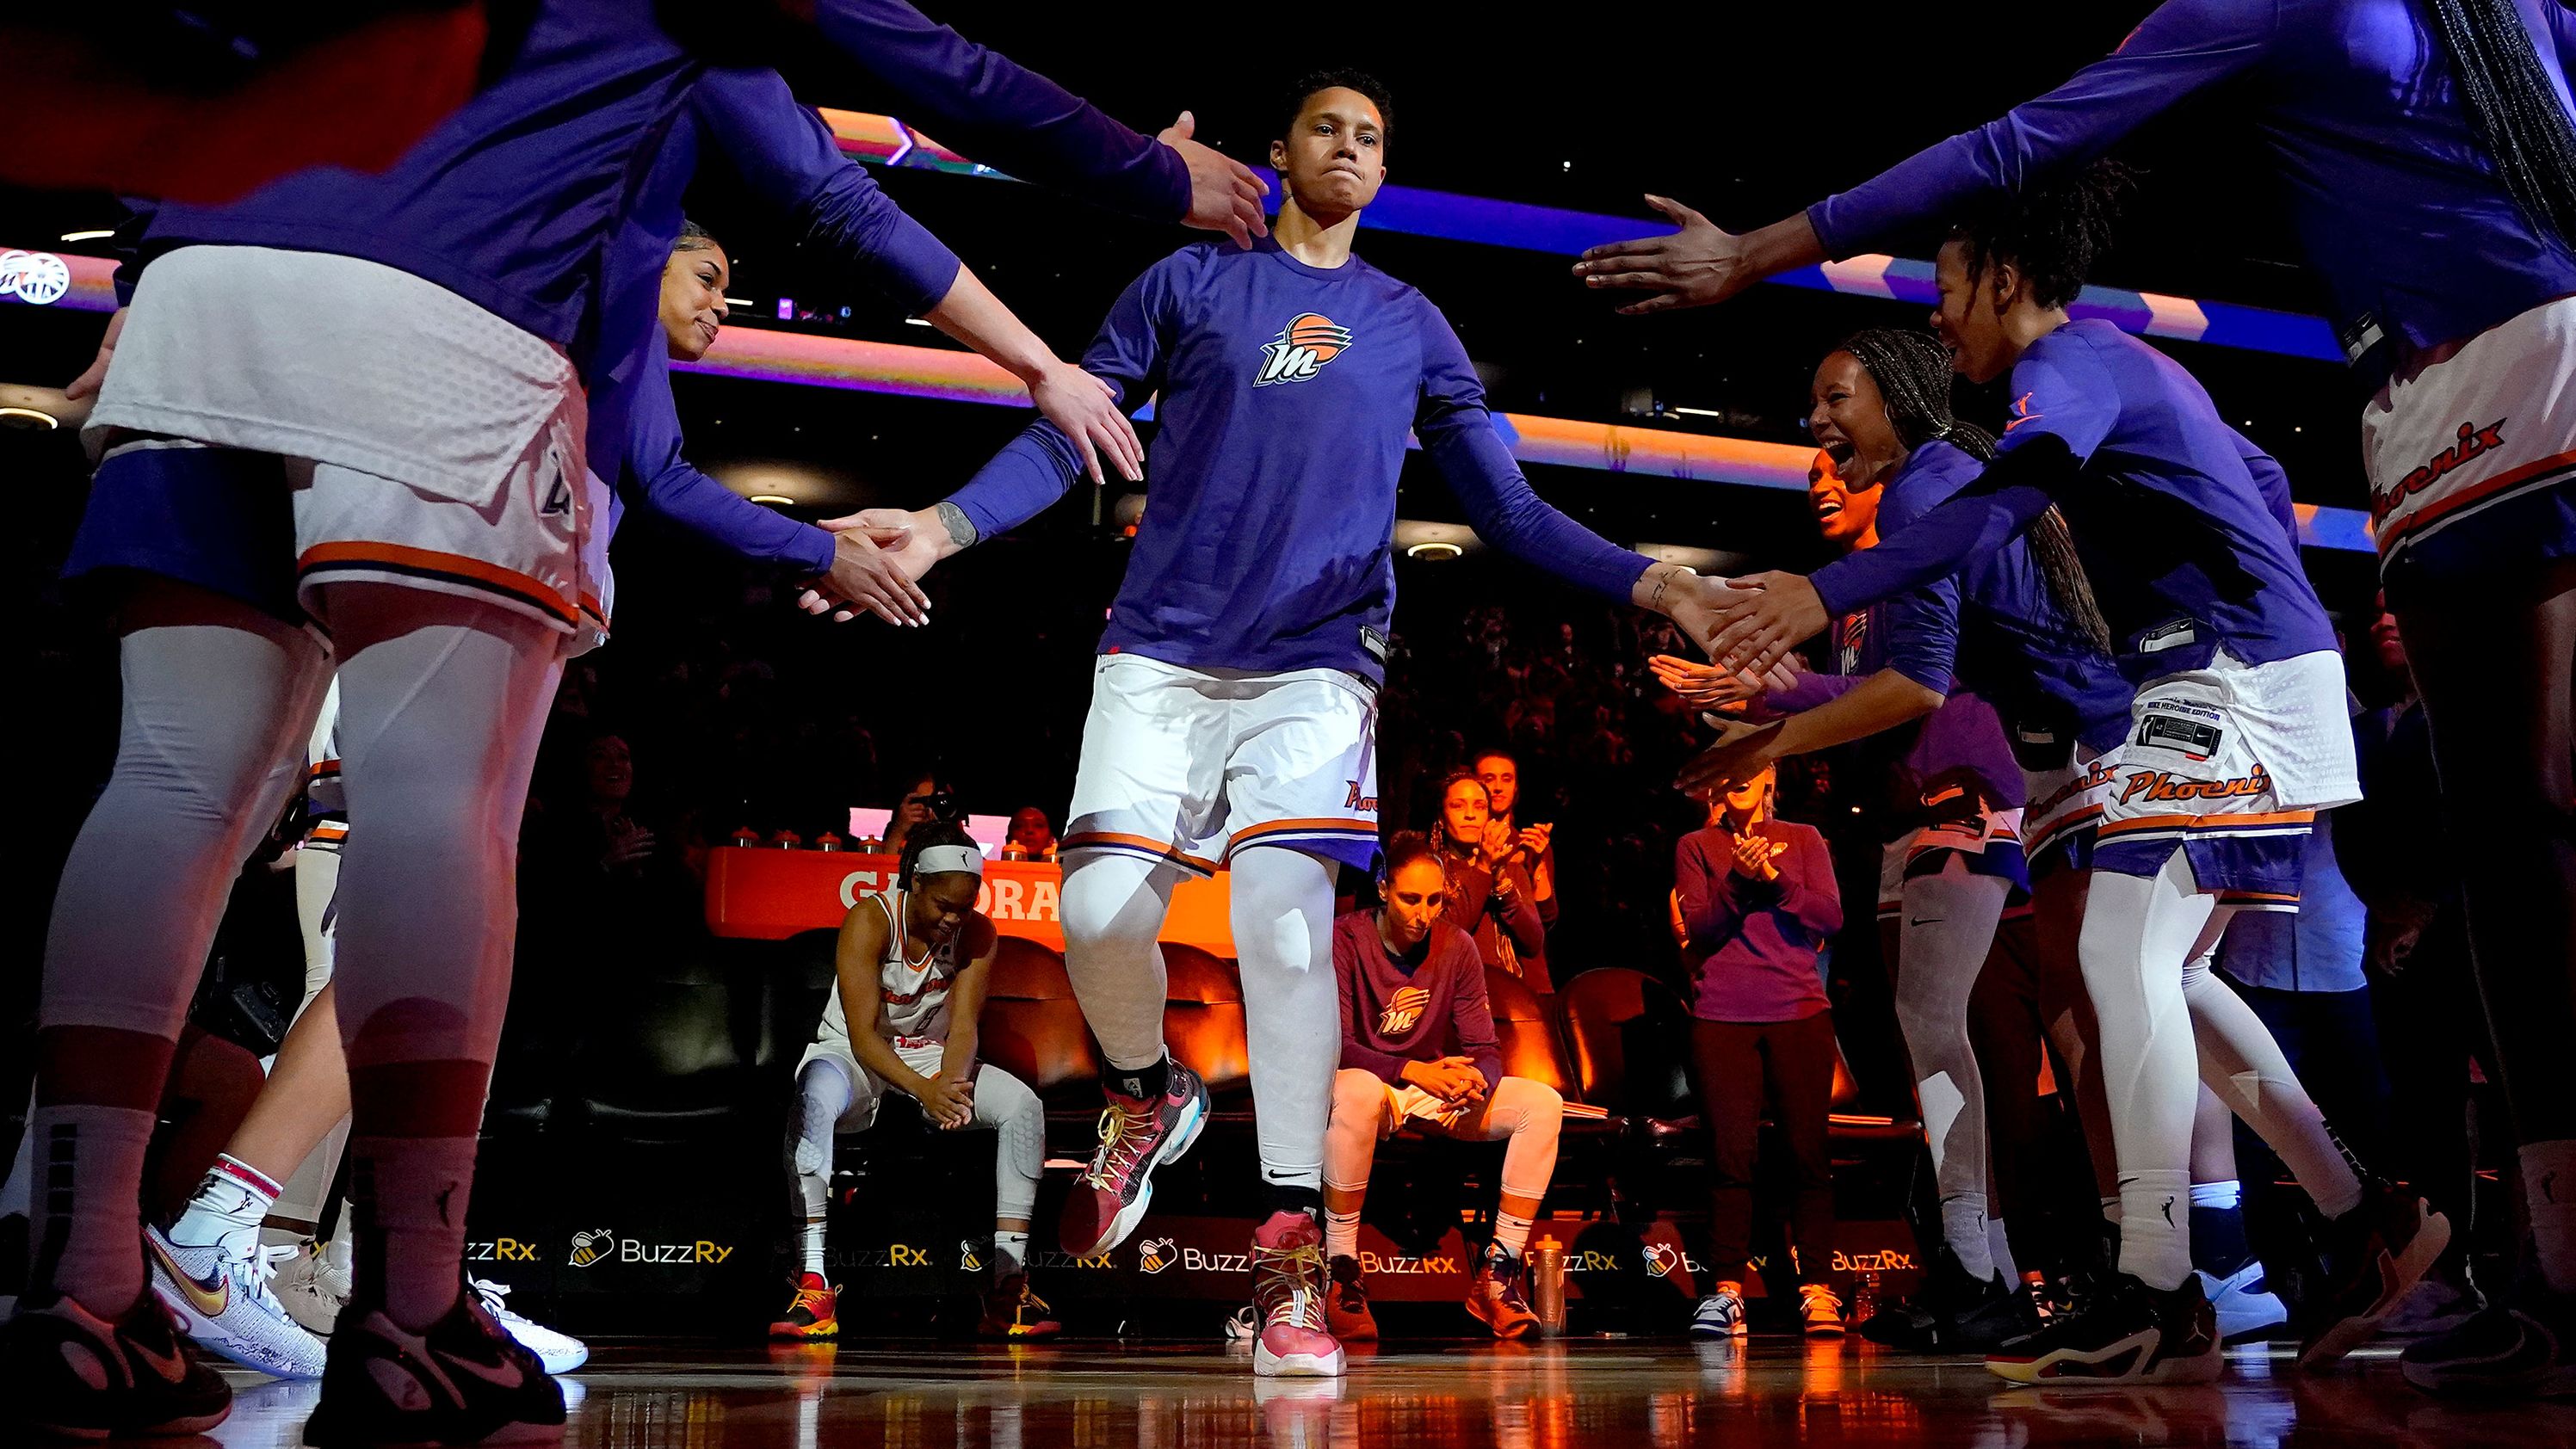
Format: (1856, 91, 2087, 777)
(826, 111, 2345, 363)
(9, 247, 2375, 552)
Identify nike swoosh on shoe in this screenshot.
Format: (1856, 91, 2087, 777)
(145, 1234, 231, 1319)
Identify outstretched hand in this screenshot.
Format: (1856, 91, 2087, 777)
(795, 510, 940, 626)
(1571, 196, 1752, 315)
(1029, 361, 1142, 487)
(1647, 653, 1796, 708)
(1162, 111, 1269, 249)
(1703, 571, 1831, 675)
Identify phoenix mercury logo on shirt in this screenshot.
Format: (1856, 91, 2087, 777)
(1254, 312, 1355, 386)
(1377, 984, 1432, 1037)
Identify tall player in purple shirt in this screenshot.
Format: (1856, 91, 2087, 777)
(862, 71, 1743, 1379)
(1579, 3, 2576, 1393)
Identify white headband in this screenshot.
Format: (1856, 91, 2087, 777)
(912, 844, 985, 879)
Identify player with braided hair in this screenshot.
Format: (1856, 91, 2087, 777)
(1678, 166, 2449, 1384)
(1585, 7, 2576, 1392)
(1662, 324, 2127, 1350)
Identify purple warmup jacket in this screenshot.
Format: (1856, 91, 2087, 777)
(1807, 0, 2576, 370)
(1335, 912, 1506, 1090)
(1674, 820, 1843, 1023)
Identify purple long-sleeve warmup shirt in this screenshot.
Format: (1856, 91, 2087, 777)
(1674, 820, 1843, 1023)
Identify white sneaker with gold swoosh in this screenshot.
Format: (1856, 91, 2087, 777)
(145, 1223, 328, 1378)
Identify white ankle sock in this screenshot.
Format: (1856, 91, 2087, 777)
(1941, 1193, 1993, 1280)
(30, 1105, 155, 1315)
(1323, 1205, 1361, 1261)
(1492, 1209, 1534, 1260)
(993, 1230, 1029, 1275)
(798, 1172, 829, 1278)
(2117, 1171, 2193, 1292)
(1987, 1218, 2019, 1285)
(170, 1154, 281, 1250)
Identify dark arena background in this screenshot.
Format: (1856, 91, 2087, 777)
(2, 1, 2563, 1446)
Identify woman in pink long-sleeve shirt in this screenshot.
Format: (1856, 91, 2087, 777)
(1672, 766, 1844, 1338)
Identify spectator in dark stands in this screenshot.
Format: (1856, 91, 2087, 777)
(1673, 764, 1846, 1340)
(882, 771, 957, 858)
(1433, 769, 1550, 990)
(1005, 807, 1059, 861)
(1473, 749, 1556, 958)
(1319, 832, 1563, 1343)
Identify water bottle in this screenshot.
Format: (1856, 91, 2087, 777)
(1530, 1243, 1567, 1335)
(1850, 1270, 1881, 1329)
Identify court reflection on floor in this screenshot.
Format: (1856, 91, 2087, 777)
(201, 1341, 2573, 1449)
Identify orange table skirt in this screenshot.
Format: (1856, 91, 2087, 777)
(704, 848, 1233, 954)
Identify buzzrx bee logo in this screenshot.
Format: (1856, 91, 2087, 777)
(568, 1229, 615, 1268)
(1136, 1236, 1178, 1274)
(1254, 312, 1354, 386)
(1641, 1242, 1679, 1279)
(958, 1239, 985, 1273)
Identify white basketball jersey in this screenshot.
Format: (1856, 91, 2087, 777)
(819, 888, 961, 1047)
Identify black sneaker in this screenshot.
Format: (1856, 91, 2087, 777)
(2400, 1292, 2576, 1399)
(1860, 1248, 2029, 1351)
(2296, 1179, 2449, 1370)
(1985, 1272, 2220, 1384)
(0, 1287, 232, 1440)
(304, 1288, 565, 1447)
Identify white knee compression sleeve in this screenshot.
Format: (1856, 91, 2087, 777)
(2079, 852, 2225, 1292)
(1058, 852, 1178, 1073)
(795, 1060, 854, 1177)
(1485, 1076, 1565, 1203)
(1227, 848, 1339, 1196)
(329, 612, 560, 1070)
(46, 620, 330, 1039)
(972, 1066, 1045, 1223)
(1894, 860, 2011, 1280)
(2180, 951, 2363, 1218)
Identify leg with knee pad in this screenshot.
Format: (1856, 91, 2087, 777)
(1227, 848, 1339, 1204)
(1895, 859, 2011, 1279)
(2078, 852, 2221, 1292)
(1058, 852, 1180, 1074)
(972, 1066, 1045, 1224)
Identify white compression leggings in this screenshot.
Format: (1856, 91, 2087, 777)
(2079, 850, 2364, 1290)
(1891, 858, 2013, 1279)
(791, 1057, 1042, 1222)
(1059, 846, 1338, 1193)
(43, 589, 559, 1074)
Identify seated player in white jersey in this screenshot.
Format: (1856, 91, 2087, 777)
(769, 820, 1056, 1342)
(1319, 833, 1565, 1342)
(850, 69, 1742, 1381)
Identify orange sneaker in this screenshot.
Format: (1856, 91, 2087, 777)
(768, 1273, 839, 1341)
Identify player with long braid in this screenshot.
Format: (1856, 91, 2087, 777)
(1582, 3, 2576, 1394)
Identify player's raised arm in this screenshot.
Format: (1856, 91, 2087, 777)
(1570, 0, 2276, 311)
(1408, 297, 1749, 651)
(829, 252, 1187, 583)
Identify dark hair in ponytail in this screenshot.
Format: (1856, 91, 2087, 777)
(2422, 0, 2576, 250)
(1949, 160, 2135, 310)
(1831, 330, 2116, 657)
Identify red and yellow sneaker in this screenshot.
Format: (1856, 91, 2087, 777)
(978, 1273, 1061, 1340)
(767, 1273, 839, 1341)
(1250, 1212, 1344, 1378)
